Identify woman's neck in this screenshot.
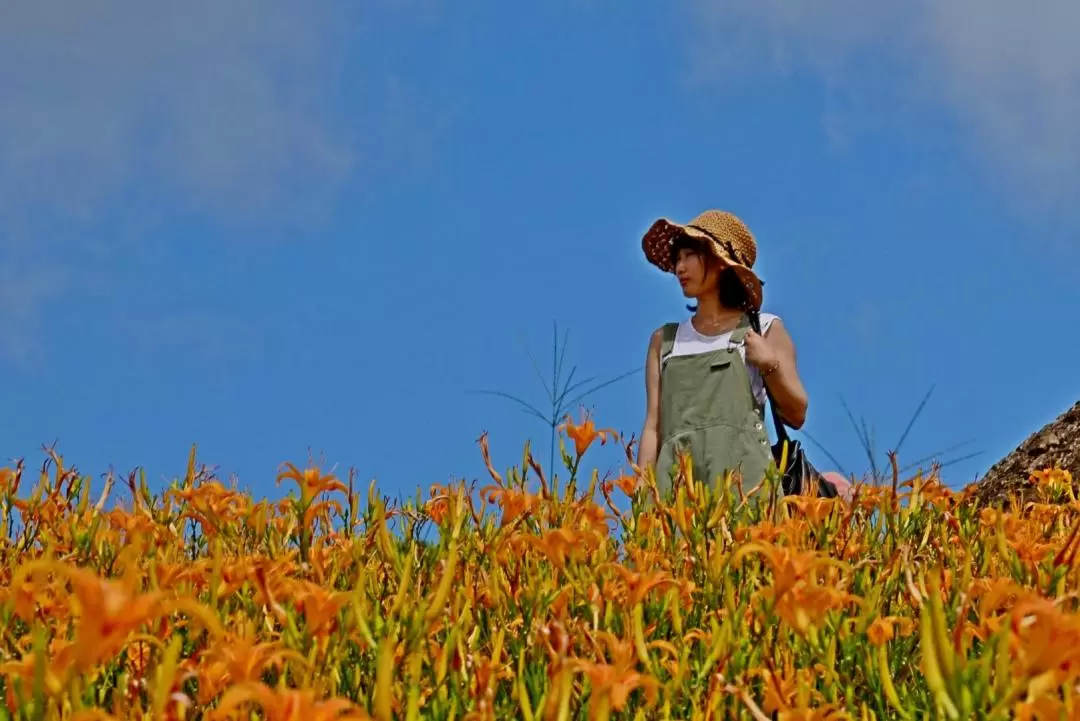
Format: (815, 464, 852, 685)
(690, 296, 742, 335)
(693, 295, 739, 324)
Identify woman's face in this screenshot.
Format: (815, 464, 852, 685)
(673, 245, 719, 299)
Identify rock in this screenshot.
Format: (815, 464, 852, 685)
(965, 400, 1080, 509)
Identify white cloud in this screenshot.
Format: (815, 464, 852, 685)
(688, 0, 1080, 214)
(0, 0, 357, 232)
(0, 1, 379, 362)
(124, 310, 263, 369)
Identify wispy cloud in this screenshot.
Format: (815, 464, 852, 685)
(0, 0, 358, 230)
(124, 310, 263, 371)
(687, 0, 1080, 216)
(0, 1, 430, 362)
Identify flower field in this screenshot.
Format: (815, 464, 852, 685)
(0, 413, 1078, 720)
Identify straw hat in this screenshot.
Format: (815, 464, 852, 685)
(641, 209, 763, 310)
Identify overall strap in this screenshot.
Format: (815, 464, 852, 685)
(659, 322, 679, 360)
(727, 314, 753, 346)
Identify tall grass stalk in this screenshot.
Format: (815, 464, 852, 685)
(800, 384, 983, 487)
(468, 319, 641, 476)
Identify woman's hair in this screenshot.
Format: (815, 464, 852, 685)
(669, 236, 751, 312)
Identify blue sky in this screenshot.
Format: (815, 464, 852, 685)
(2, 1, 1078, 502)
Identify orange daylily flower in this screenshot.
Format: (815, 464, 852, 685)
(1031, 467, 1074, 496)
(730, 658, 853, 721)
(605, 564, 679, 607)
(4, 435, 1080, 719)
(425, 484, 453, 524)
(735, 543, 838, 598)
(12, 493, 66, 526)
(866, 615, 916, 646)
(276, 462, 348, 506)
(560, 410, 616, 459)
(525, 527, 602, 570)
(734, 519, 789, 544)
(293, 581, 350, 639)
(770, 583, 860, 637)
(1008, 596, 1080, 684)
(246, 500, 272, 535)
(481, 484, 541, 528)
(1013, 695, 1080, 721)
(24, 563, 166, 671)
(576, 501, 611, 536)
(11, 560, 222, 673)
(105, 508, 161, 541)
(0, 466, 17, 494)
(734, 543, 857, 636)
(302, 498, 344, 535)
(211, 683, 371, 721)
(566, 631, 660, 718)
(6, 571, 56, 623)
(784, 494, 841, 527)
(153, 562, 194, 592)
(610, 472, 638, 497)
(0, 638, 76, 710)
(181, 618, 308, 705)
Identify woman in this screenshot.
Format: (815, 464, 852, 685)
(636, 209, 849, 500)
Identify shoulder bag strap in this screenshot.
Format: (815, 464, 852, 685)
(748, 310, 791, 446)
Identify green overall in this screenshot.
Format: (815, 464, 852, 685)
(653, 314, 773, 499)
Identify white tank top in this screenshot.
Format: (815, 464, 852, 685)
(663, 313, 779, 407)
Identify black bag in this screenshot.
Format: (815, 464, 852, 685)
(748, 311, 838, 498)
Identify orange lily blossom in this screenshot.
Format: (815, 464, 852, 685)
(866, 615, 916, 646)
(604, 564, 679, 608)
(212, 683, 371, 721)
(560, 410, 617, 459)
(566, 631, 660, 719)
(784, 494, 841, 527)
(607, 471, 638, 497)
(1008, 596, 1080, 684)
(0, 638, 76, 710)
(293, 581, 350, 639)
(210, 636, 308, 688)
(425, 484, 452, 524)
(525, 527, 602, 571)
(576, 500, 611, 536)
(735, 542, 846, 600)
(302, 498, 344, 535)
(11, 559, 222, 673)
(276, 462, 348, 507)
(13, 561, 166, 672)
(0, 465, 16, 493)
(481, 484, 541, 527)
(6, 433, 1080, 717)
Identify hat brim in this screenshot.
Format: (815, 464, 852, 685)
(641, 218, 763, 310)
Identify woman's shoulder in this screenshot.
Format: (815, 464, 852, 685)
(649, 321, 681, 336)
(648, 321, 683, 351)
(759, 311, 781, 332)
(650, 320, 685, 334)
